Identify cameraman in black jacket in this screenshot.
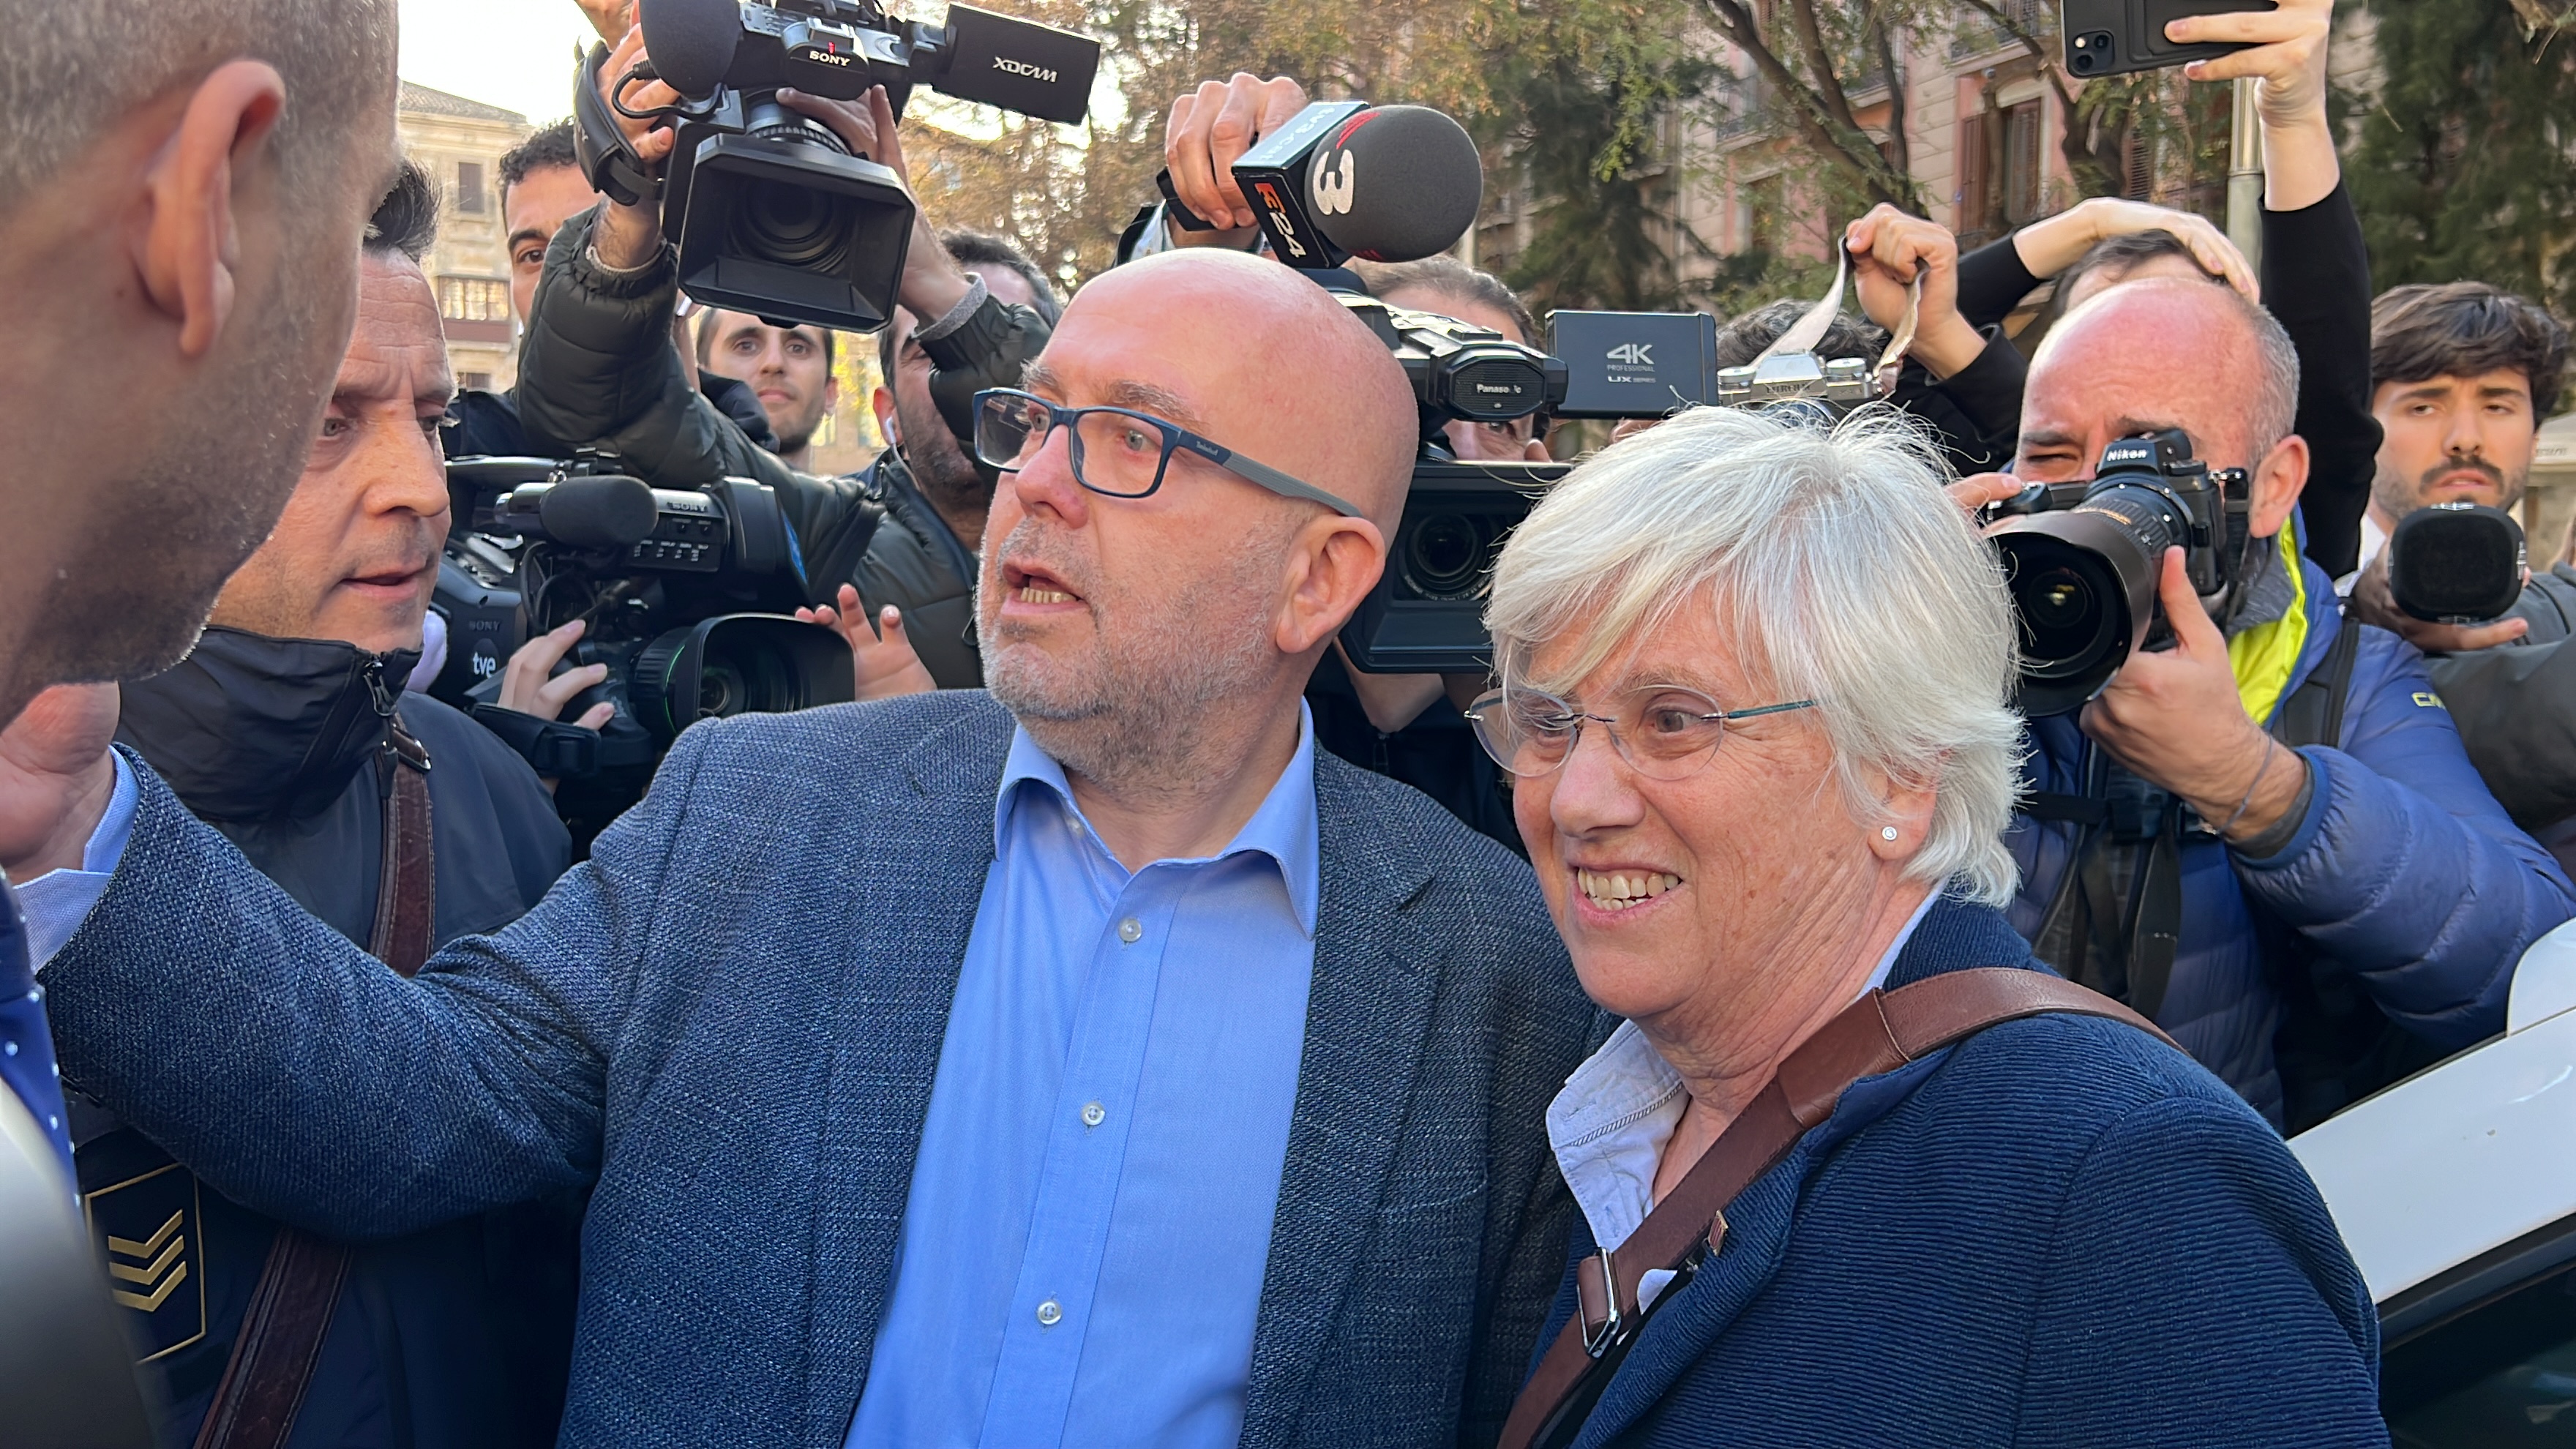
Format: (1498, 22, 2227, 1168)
(509, 23, 1055, 689)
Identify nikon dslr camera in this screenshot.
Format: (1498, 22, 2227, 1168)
(1982, 429, 2253, 716)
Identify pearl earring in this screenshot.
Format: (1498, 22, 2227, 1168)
(1881, 826, 1899, 841)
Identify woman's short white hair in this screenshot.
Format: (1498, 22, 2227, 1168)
(1486, 405, 2023, 905)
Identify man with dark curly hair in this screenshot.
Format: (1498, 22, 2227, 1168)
(2346, 282, 2576, 869)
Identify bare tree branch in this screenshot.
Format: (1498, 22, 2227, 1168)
(1786, 0, 1865, 137)
(1693, 0, 1914, 206)
(1866, 0, 1909, 178)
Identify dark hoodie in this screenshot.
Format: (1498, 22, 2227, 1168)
(72, 626, 579, 1449)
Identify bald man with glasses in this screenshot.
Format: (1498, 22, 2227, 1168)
(3, 246, 1595, 1449)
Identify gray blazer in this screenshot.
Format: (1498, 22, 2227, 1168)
(43, 691, 1593, 1448)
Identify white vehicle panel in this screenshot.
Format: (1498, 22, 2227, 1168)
(2291, 919, 2576, 1302)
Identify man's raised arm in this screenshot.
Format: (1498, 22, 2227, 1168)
(0, 694, 733, 1239)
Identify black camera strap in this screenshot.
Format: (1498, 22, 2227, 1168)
(2029, 759, 2182, 1022)
(2027, 612, 2363, 1022)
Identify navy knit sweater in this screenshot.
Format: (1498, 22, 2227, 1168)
(1535, 897, 2386, 1448)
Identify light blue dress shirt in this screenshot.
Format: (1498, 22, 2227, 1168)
(4, 749, 134, 1176)
(846, 709, 1322, 1449)
(17, 750, 138, 970)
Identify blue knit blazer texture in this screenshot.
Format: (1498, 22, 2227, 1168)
(45, 692, 1596, 1449)
(1534, 898, 2387, 1449)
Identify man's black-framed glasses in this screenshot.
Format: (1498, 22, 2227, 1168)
(972, 387, 1364, 518)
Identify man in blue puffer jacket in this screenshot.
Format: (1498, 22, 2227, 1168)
(1995, 276, 2574, 1133)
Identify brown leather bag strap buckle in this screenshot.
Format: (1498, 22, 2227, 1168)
(1575, 1248, 1633, 1358)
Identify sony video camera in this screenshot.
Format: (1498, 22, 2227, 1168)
(1981, 429, 2253, 716)
(434, 454, 855, 845)
(576, 0, 1099, 332)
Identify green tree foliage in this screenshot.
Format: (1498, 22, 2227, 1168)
(2342, 0, 2576, 316)
(1486, 4, 1716, 312)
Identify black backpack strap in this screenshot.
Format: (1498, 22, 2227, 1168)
(2269, 612, 2363, 751)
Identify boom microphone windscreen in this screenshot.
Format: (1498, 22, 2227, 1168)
(637, 0, 741, 99)
(1306, 105, 1483, 263)
(503, 474, 661, 550)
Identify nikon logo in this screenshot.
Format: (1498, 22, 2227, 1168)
(993, 56, 1058, 82)
(1606, 342, 1654, 365)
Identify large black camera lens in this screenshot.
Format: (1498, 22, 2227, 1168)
(732, 178, 859, 272)
(730, 100, 861, 272)
(626, 614, 854, 741)
(1985, 484, 2176, 716)
(1401, 510, 1493, 601)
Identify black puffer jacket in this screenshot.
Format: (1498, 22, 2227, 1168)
(73, 626, 579, 1449)
(512, 205, 1046, 688)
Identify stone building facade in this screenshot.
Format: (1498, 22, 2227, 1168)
(397, 82, 533, 393)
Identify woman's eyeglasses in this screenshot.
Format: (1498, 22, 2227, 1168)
(1464, 684, 1816, 780)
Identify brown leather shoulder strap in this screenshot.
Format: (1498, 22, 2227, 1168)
(189, 1232, 352, 1449)
(192, 724, 436, 1449)
(370, 721, 435, 978)
(1499, 969, 2174, 1449)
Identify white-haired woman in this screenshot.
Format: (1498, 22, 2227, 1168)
(1476, 408, 2382, 1449)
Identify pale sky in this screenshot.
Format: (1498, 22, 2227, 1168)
(399, 0, 603, 126)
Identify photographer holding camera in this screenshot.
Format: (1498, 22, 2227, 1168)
(443, 120, 783, 463)
(1995, 269, 2572, 1133)
(1855, 0, 2382, 580)
(2343, 284, 2576, 869)
(507, 23, 1060, 690)
(19, 162, 581, 1449)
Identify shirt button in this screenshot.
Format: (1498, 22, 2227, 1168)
(1082, 1101, 1106, 1128)
(1036, 1298, 1063, 1326)
(1117, 918, 1142, 944)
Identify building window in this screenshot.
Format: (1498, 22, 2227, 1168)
(2001, 100, 2043, 227)
(1743, 175, 1784, 255)
(455, 160, 486, 215)
(438, 276, 509, 323)
(458, 371, 494, 392)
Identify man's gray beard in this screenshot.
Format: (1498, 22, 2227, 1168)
(18, 237, 337, 694)
(981, 520, 1289, 795)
